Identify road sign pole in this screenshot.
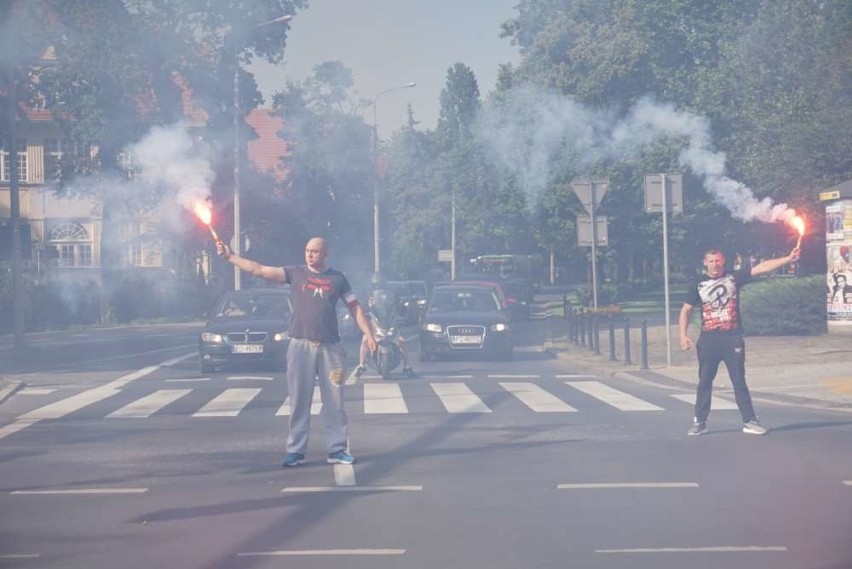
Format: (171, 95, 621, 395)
(590, 180, 598, 312)
(661, 173, 672, 367)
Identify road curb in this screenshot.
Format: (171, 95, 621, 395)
(0, 377, 25, 405)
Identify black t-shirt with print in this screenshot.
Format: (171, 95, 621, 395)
(684, 268, 753, 335)
(284, 265, 354, 343)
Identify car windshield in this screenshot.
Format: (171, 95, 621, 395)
(405, 282, 428, 297)
(215, 294, 291, 319)
(429, 290, 500, 312)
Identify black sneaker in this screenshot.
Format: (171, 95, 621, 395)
(403, 366, 417, 378)
(354, 365, 366, 378)
(687, 420, 707, 436)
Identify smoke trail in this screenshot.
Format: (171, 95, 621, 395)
(478, 87, 796, 224)
(127, 122, 216, 219)
(618, 98, 795, 223)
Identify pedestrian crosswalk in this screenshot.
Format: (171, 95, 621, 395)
(5, 380, 740, 423)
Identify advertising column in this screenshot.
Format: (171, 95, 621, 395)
(820, 180, 852, 330)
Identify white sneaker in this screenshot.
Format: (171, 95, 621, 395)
(743, 419, 768, 435)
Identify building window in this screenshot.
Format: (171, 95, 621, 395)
(50, 222, 93, 268)
(1, 139, 28, 182)
(118, 148, 139, 179)
(44, 138, 64, 182)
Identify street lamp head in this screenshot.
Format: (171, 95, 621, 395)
(252, 14, 293, 28)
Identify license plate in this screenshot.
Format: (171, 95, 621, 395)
(451, 335, 482, 344)
(232, 344, 264, 354)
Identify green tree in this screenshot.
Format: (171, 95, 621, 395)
(385, 106, 443, 279)
(271, 61, 374, 271)
(4, 0, 305, 318)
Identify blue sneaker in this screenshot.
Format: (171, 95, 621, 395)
(281, 452, 305, 467)
(327, 450, 355, 465)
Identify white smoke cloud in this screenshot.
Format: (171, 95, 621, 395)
(127, 122, 215, 217)
(478, 88, 796, 224)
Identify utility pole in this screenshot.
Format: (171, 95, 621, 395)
(7, 70, 26, 350)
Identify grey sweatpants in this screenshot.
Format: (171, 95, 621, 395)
(285, 339, 348, 455)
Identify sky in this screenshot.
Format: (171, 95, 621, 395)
(250, 0, 521, 139)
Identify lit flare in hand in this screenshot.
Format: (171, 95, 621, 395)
(193, 202, 221, 244)
(792, 216, 805, 249)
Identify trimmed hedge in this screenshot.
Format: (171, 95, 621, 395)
(741, 275, 826, 336)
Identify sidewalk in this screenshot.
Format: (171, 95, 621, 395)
(546, 315, 852, 412)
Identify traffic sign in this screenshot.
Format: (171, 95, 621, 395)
(576, 216, 609, 247)
(571, 178, 609, 215)
(644, 173, 683, 213)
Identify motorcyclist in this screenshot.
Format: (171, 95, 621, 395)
(355, 274, 416, 378)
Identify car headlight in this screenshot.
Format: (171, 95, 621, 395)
(424, 323, 443, 333)
(201, 332, 224, 343)
(491, 323, 509, 332)
(273, 332, 289, 342)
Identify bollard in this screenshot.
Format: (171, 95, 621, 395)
(567, 308, 576, 344)
(608, 318, 616, 361)
(578, 312, 586, 347)
(593, 315, 601, 355)
(640, 319, 649, 369)
(587, 314, 595, 352)
(623, 317, 632, 366)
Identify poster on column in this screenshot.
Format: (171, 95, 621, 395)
(825, 202, 844, 241)
(826, 240, 852, 321)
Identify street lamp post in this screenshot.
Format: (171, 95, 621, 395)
(371, 82, 415, 276)
(6, 73, 25, 350)
(233, 14, 292, 290)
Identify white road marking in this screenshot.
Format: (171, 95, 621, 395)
(192, 388, 261, 417)
(101, 366, 160, 390)
(670, 393, 739, 410)
(565, 381, 664, 411)
(364, 383, 408, 414)
(237, 549, 406, 557)
(282, 486, 422, 493)
(107, 389, 191, 418)
(500, 382, 577, 412)
(555, 374, 598, 379)
(0, 554, 41, 559)
(558, 482, 699, 489)
(165, 378, 210, 383)
(596, 546, 787, 554)
(431, 383, 491, 413)
(17, 388, 56, 395)
(0, 420, 39, 440)
(843, 480, 851, 486)
(11, 488, 149, 495)
(228, 375, 274, 381)
(488, 374, 540, 379)
(334, 464, 356, 486)
(13, 352, 195, 426)
(18, 389, 120, 420)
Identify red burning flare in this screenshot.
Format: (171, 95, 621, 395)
(193, 202, 221, 244)
(792, 215, 805, 249)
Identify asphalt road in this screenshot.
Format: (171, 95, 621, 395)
(0, 318, 850, 569)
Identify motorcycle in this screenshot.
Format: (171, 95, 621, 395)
(368, 319, 402, 380)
